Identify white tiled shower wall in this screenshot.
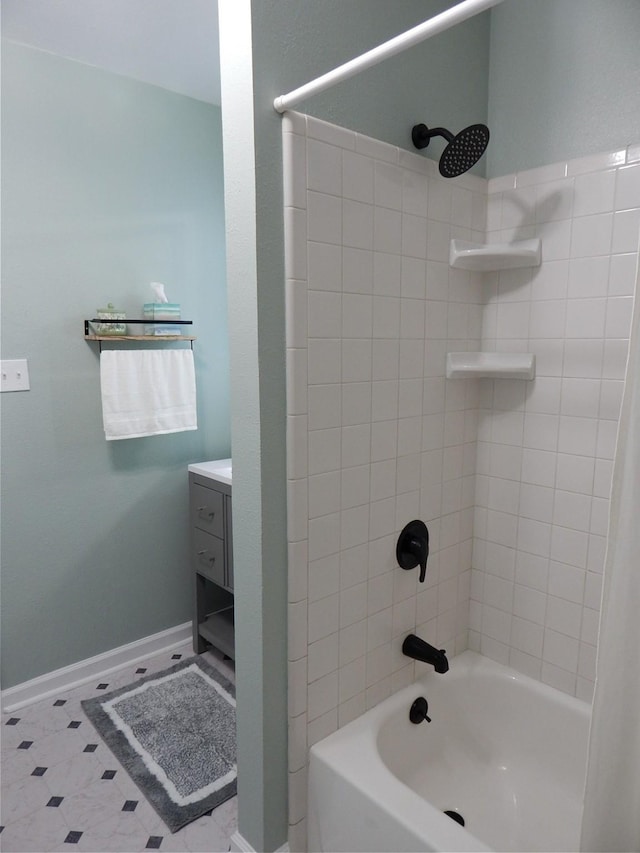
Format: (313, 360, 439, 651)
(471, 148, 640, 700)
(283, 110, 488, 848)
(283, 112, 639, 847)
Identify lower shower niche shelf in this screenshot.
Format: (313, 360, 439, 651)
(446, 351, 536, 380)
(449, 238, 541, 271)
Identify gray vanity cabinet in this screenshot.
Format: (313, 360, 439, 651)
(189, 471, 234, 658)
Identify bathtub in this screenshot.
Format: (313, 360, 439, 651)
(308, 651, 590, 852)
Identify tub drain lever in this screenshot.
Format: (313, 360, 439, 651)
(409, 696, 431, 724)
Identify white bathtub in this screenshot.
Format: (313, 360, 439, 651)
(308, 651, 590, 852)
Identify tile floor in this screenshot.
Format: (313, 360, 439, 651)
(1, 643, 237, 852)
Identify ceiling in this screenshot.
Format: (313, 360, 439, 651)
(1, 0, 221, 105)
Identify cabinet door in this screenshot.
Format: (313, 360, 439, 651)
(193, 528, 225, 586)
(191, 484, 224, 538)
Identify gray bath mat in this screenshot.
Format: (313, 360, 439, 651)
(81, 656, 236, 832)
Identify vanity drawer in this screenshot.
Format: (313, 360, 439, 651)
(193, 528, 225, 586)
(191, 484, 224, 537)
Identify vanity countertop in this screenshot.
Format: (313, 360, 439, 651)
(188, 458, 232, 487)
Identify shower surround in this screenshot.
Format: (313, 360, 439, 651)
(472, 150, 638, 699)
(283, 111, 638, 847)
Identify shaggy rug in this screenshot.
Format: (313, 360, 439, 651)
(82, 656, 236, 832)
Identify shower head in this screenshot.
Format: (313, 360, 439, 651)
(411, 122, 490, 178)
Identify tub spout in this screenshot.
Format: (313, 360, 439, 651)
(402, 634, 449, 673)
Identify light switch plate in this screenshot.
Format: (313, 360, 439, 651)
(1, 359, 30, 392)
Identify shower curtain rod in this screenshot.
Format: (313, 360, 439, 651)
(273, 0, 505, 114)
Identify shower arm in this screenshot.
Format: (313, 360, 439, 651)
(424, 127, 454, 142)
(412, 125, 455, 149)
(273, 0, 506, 114)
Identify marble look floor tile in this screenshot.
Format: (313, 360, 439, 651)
(58, 779, 137, 832)
(0, 742, 41, 780)
(1, 644, 237, 853)
(10, 702, 78, 735)
(52, 686, 111, 719)
(111, 766, 147, 800)
(158, 812, 233, 852)
(70, 813, 151, 852)
(42, 754, 108, 798)
(123, 794, 167, 835)
(0, 805, 71, 852)
(0, 775, 52, 824)
(20, 728, 95, 769)
(210, 795, 238, 838)
(1, 723, 29, 750)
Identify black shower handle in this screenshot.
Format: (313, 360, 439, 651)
(408, 535, 428, 582)
(397, 520, 429, 583)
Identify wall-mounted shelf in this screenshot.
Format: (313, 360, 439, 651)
(446, 351, 536, 380)
(84, 319, 195, 350)
(449, 238, 541, 271)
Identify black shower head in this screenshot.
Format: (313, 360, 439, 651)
(411, 122, 490, 178)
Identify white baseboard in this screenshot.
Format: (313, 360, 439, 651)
(1, 621, 192, 712)
(230, 832, 289, 852)
(229, 832, 254, 852)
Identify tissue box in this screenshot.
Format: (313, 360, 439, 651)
(143, 302, 182, 336)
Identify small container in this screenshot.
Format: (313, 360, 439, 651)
(95, 303, 127, 335)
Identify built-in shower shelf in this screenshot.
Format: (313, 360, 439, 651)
(449, 238, 541, 271)
(446, 351, 536, 380)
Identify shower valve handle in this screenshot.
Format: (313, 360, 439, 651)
(397, 520, 429, 583)
(407, 536, 428, 583)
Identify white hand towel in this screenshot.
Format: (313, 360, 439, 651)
(100, 350, 197, 440)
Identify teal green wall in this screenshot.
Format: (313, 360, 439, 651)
(219, 5, 288, 850)
(1, 41, 230, 688)
(265, 0, 491, 172)
(488, 0, 640, 176)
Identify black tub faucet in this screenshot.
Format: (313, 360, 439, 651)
(402, 633, 449, 673)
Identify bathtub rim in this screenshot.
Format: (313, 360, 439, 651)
(308, 649, 591, 852)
